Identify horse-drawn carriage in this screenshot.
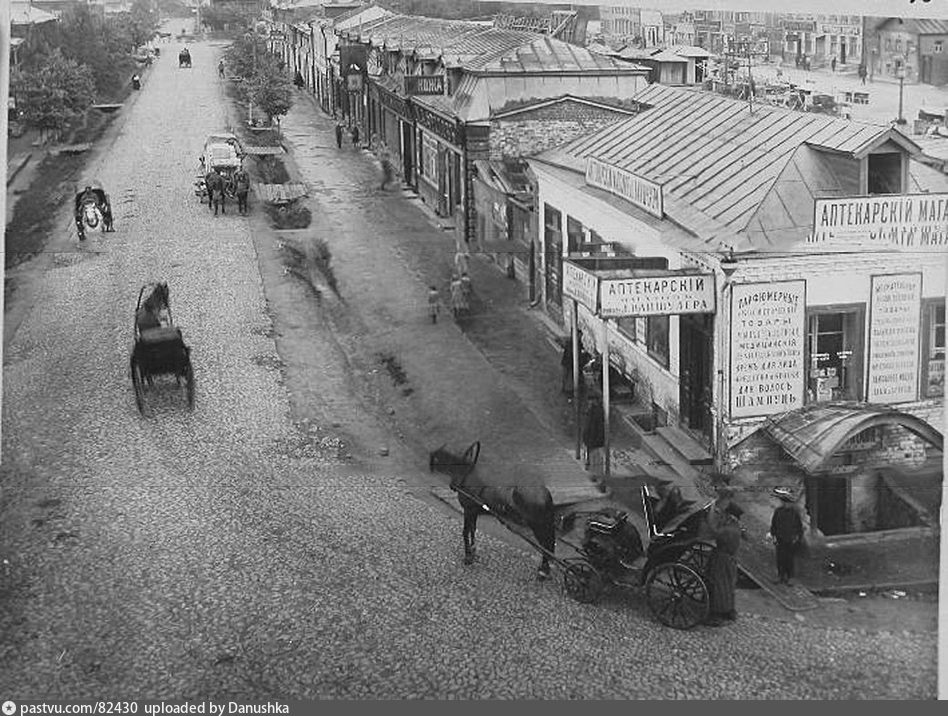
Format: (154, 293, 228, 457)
(430, 441, 718, 630)
(195, 132, 243, 203)
(74, 182, 113, 241)
(179, 48, 191, 68)
(130, 283, 195, 414)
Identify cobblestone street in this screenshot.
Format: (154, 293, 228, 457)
(0, 31, 938, 700)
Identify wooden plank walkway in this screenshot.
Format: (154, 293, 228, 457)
(252, 183, 308, 204)
(243, 145, 285, 156)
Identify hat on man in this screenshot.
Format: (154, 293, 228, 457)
(772, 487, 794, 502)
(724, 502, 744, 519)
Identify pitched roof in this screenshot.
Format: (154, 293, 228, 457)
(667, 45, 714, 58)
(11, 1, 58, 25)
(533, 84, 929, 252)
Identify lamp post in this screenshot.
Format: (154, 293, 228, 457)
(896, 62, 906, 125)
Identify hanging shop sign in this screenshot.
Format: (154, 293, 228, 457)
(562, 260, 599, 312)
(867, 273, 922, 404)
(809, 194, 948, 251)
(729, 280, 806, 419)
(599, 272, 715, 318)
(585, 157, 664, 218)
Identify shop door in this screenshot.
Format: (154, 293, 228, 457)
(436, 148, 448, 216)
(679, 313, 713, 439)
(921, 55, 933, 84)
(401, 121, 413, 185)
(810, 476, 848, 535)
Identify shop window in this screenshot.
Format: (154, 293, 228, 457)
(420, 134, 438, 184)
(921, 299, 946, 397)
(544, 204, 563, 305)
(885, 38, 892, 51)
(936, 41, 944, 53)
(806, 307, 865, 403)
(566, 216, 584, 254)
(896, 39, 902, 52)
(646, 316, 670, 369)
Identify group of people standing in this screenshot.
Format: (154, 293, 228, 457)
(426, 251, 474, 323)
(335, 121, 361, 150)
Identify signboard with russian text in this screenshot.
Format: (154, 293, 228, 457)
(562, 260, 599, 312)
(405, 75, 445, 96)
(729, 281, 806, 419)
(599, 273, 715, 318)
(867, 273, 922, 404)
(809, 194, 948, 252)
(585, 157, 664, 218)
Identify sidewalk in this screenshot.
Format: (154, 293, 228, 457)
(279, 90, 938, 602)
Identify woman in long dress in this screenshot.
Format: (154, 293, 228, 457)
(705, 495, 744, 626)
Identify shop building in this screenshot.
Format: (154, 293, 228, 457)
(870, 17, 948, 85)
(529, 83, 945, 534)
(336, 14, 648, 242)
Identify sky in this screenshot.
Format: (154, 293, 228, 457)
(519, 0, 948, 19)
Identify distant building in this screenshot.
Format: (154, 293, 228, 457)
(870, 17, 948, 85)
(781, 13, 862, 66)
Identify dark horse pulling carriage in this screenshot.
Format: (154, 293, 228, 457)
(179, 48, 191, 68)
(430, 442, 717, 630)
(130, 282, 195, 414)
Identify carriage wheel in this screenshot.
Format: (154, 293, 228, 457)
(563, 559, 604, 604)
(130, 356, 146, 415)
(184, 361, 195, 409)
(645, 563, 708, 630)
(678, 541, 715, 576)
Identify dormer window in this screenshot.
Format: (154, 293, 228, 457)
(867, 152, 903, 195)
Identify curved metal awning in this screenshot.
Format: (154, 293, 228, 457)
(762, 404, 944, 474)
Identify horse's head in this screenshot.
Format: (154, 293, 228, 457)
(154, 282, 170, 308)
(81, 202, 100, 228)
(429, 441, 480, 491)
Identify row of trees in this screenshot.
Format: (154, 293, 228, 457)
(224, 31, 294, 127)
(12, 0, 161, 139)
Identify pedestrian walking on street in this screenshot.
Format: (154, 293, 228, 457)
(858, 64, 868, 85)
(454, 249, 470, 277)
(350, 124, 361, 148)
(379, 150, 394, 190)
(561, 329, 588, 397)
(294, 70, 305, 90)
(460, 272, 472, 312)
(831, 57, 837, 73)
(449, 274, 464, 319)
(427, 285, 442, 324)
(705, 490, 744, 626)
(335, 122, 344, 149)
(768, 487, 804, 585)
(582, 396, 606, 474)
(218, 59, 225, 79)
(234, 163, 251, 215)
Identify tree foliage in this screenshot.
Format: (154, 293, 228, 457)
(226, 35, 294, 125)
(202, 2, 258, 32)
(12, 49, 96, 138)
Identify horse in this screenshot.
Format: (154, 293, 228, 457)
(136, 282, 170, 334)
(429, 441, 557, 581)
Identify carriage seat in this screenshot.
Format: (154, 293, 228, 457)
(139, 326, 183, 344)
(587, 511, 627, 535)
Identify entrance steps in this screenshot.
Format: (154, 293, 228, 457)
(655, 425, 713, 466)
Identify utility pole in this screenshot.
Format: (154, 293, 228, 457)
(0, 0, 9, 457)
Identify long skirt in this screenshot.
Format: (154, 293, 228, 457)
(706, 550, 737, 616)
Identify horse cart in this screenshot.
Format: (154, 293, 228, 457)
(74, 182, 112, 241)
(195, 132, 243, 203)
(130, 283, 195, 414)
(179, 48, 191, 68)
(431, 441, 717, 630)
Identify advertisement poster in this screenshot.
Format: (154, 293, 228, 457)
(867, 273, 922, 404)
(730, 281, 806, 419)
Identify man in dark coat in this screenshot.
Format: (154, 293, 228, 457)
(205, 169, 224, 215)
(335, 122, 344, 149)
(582, 396, 606, 474)
(705, 491, 743, 626)
(233, 164, 251, 215)
(769, 487, 804, 585)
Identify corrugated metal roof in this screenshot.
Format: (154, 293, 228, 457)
(667, 45, 714, 58)
(762, 404, 943, 474)
(536, 84, 927, 244)
(913, 19, 948, 35)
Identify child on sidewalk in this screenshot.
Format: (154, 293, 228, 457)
(427, 285, 442, 323)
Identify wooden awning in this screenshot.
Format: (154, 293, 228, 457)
(762, 404, 944, 474)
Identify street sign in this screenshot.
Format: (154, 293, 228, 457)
(810, 193, 948, 251)
(585, 157, 663, 218)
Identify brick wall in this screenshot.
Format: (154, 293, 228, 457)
(490, 101, 633, 160)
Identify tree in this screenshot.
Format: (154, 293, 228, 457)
(243, 57, 293, 125)
(13, 49, 96, 140)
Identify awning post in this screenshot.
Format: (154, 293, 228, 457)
(571, 301, 581, 459)
(603, 319, 611, 479)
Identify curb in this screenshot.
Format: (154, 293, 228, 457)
(6, 153, 33, 188)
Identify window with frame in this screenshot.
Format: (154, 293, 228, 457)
(805, 307, 865, 403)
(896, 38, 902, 52)
(885, 37, 892, 51)
(936, 40, 944, 53)
(420, 133, 438, 184)
(544, 204, 563, 305)
(646, 316, 670, 369)
(921, 299, 945, 397)
(566, 216, 584, 254)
